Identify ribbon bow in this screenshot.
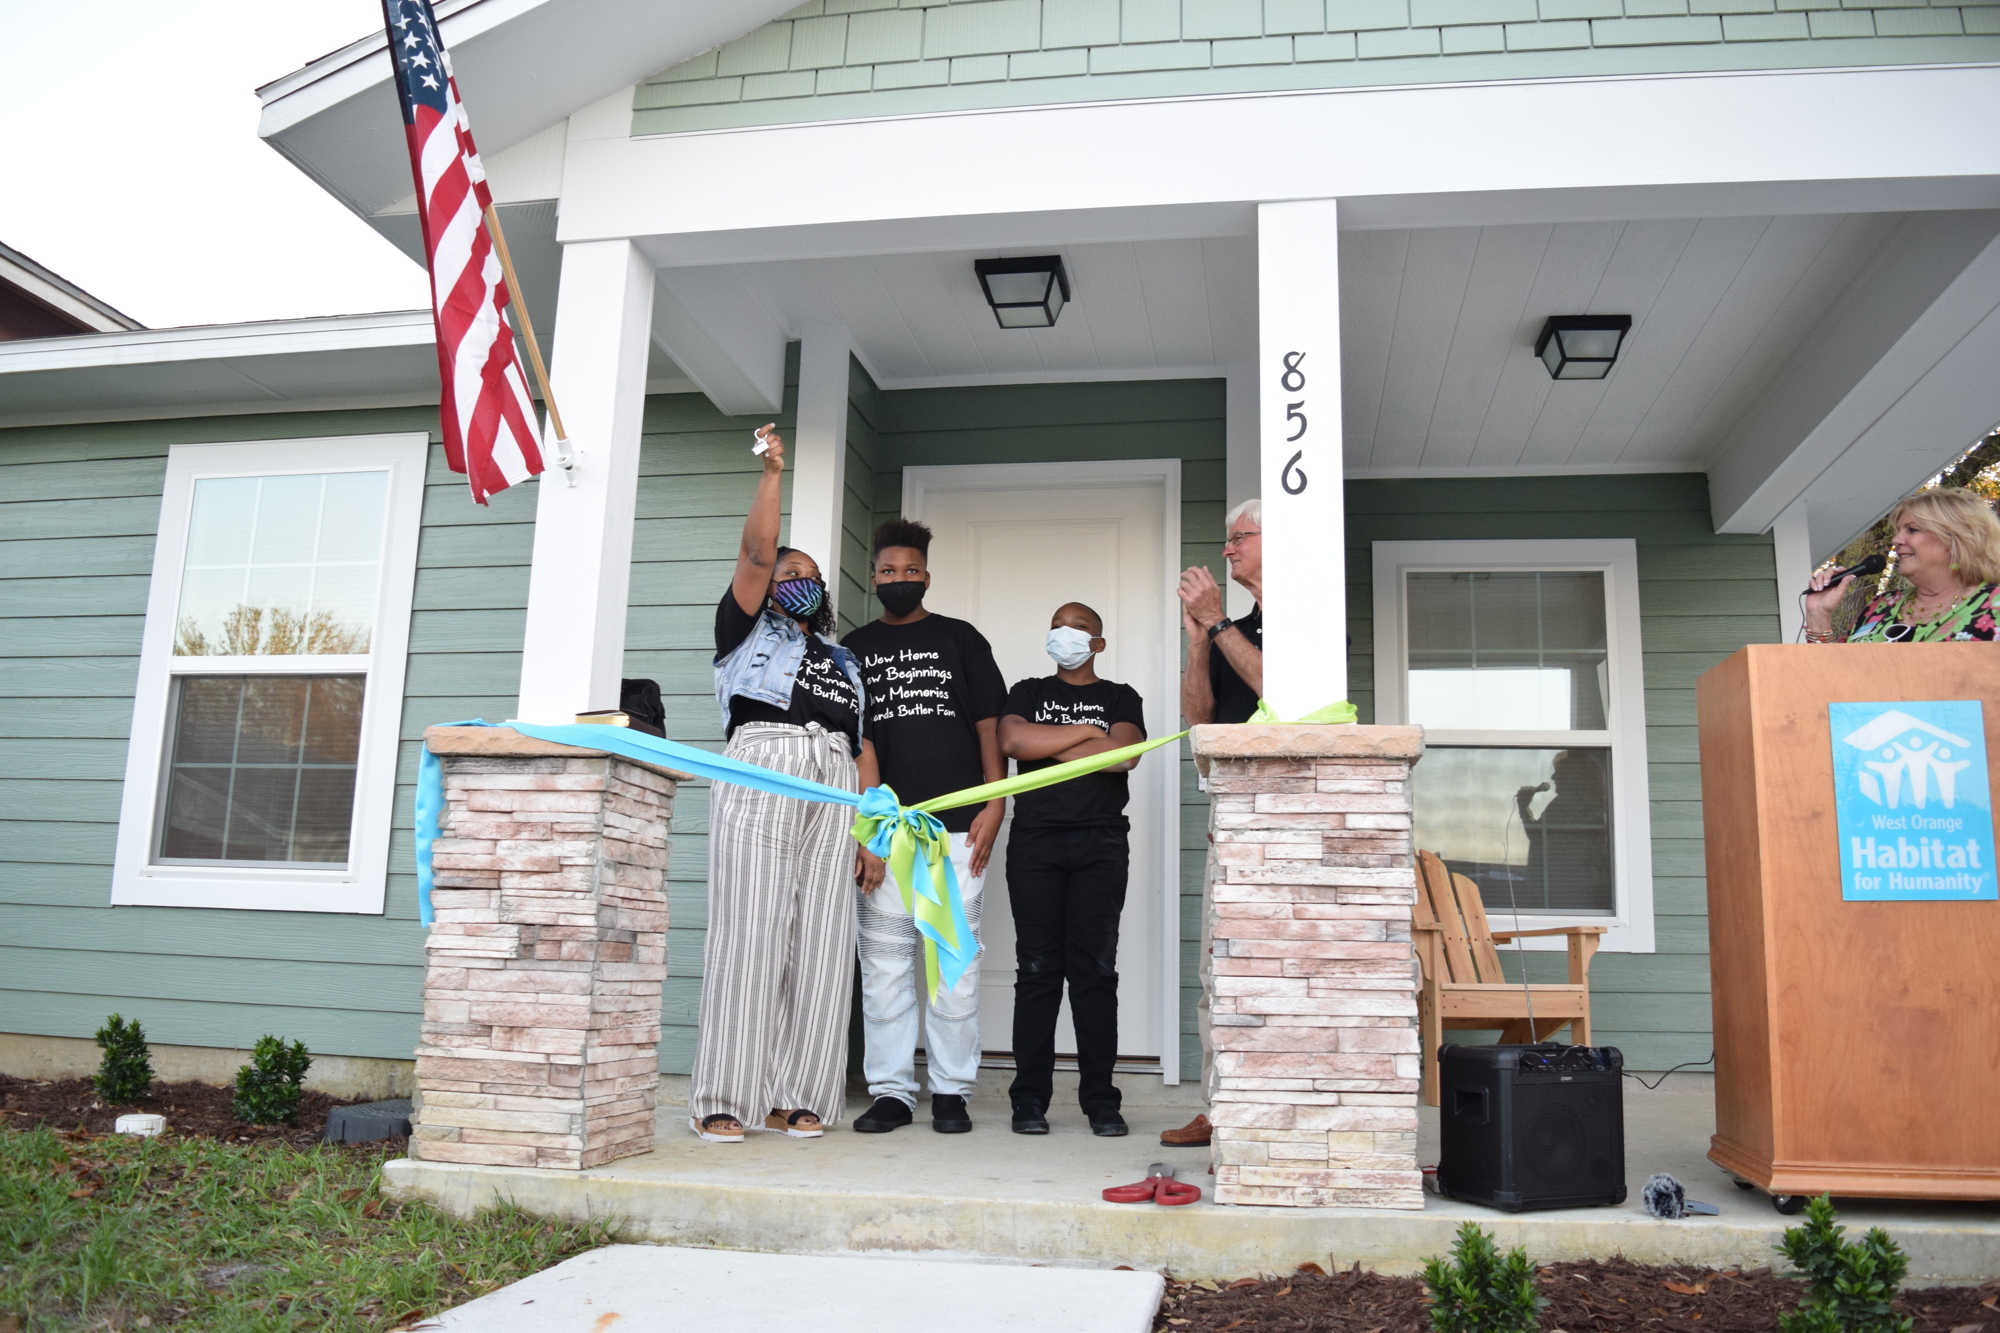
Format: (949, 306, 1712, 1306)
(851, 787, 977, 1002)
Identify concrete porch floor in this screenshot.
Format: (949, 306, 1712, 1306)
(382, 1075, 2000, 1282)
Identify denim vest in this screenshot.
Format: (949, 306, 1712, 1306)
(713, 605, 867, 754)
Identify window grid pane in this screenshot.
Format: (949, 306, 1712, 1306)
(1407, 571, 1607, 730)
(1412, 746, 1614, 914)
(156, 675, 364, 866)
(173, 471, 388, 656)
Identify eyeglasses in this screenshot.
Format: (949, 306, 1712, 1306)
(1882, 622, 1917, 643)
(1223, 529, 1262, 549)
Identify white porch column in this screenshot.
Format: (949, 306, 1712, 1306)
(517, 239, 656, 723)
(1257, 200, 1346, 717)
(1771, 498, 1814, 645)
(788, 326, 852, 615)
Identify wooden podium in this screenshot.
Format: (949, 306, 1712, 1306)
(1697, 644, 2000, 1203)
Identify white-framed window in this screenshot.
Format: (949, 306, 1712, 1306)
(1373, 539, 1654, 953)
(112, 435, 427, 914)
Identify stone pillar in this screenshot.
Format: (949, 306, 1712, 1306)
(410, 726, 684, 1170)
(1194, 723, 1425, 1209)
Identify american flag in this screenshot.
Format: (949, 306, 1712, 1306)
(383, 0, 544, 505)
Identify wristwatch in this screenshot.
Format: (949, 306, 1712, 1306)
(1206, 618, 1234, 640)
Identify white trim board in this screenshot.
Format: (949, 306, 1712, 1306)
(561, 65, 2000, 250)
(902, 459, 1186, 1084)
(1372, 538, 1656, 954)
(110, 434, 429, 914)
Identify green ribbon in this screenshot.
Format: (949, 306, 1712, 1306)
(922, 730, 1188, 813)
(849, 729, 1189, 1001)
(1244, 699, 1358, 724)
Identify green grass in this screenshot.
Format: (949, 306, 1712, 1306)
(0, 1126, 619, 1332)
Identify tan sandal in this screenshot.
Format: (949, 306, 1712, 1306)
(690, 1113, 744, 1143)
(763, 1108, 824, 1138)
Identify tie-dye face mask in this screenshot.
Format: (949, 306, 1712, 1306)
(772, 576, 825, 620)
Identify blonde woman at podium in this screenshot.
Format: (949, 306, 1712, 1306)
(1804, 489, 2000, 644)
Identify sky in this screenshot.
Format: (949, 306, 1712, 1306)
(0, 0, 429, 329)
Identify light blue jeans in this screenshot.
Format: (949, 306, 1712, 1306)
(858, 831, 986, 1106)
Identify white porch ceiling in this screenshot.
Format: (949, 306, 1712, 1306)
(720, 211, 1911, 477)
(730, 238, 1257, 390)
(1341, 213, 1903, 476)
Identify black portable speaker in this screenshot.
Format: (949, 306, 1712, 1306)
(1436, 1043, 1626, 1212)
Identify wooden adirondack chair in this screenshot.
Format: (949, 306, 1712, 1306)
(1413, 849, 1605, 1106)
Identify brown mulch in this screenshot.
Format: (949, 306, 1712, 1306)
(1159, 1258, 2000, 1332)
(0, 1073, 386, 1147)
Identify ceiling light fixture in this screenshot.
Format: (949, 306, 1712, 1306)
(974, 255, 1070, 329)
(1535, 315, 1633, 380)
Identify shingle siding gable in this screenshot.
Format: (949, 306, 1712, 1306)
(633, 0, 2000, 132)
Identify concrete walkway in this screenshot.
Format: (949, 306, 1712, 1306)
(422, 1245, 1164, 1331)
(384, 1075, 2000, 1282)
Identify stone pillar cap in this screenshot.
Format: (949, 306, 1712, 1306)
(1191, 722, 1424, 773)
(423, 725, 694, 782)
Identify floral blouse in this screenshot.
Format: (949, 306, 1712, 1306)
(1846, 582, 2000, 643)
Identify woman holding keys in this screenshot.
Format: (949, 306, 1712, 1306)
(690, 423, 880, 1143)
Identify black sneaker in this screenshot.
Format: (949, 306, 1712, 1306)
(1088, 1109, 1129, 1138)
(931, 1093, 973, 1133)
(1011, 1105, 1050, 1135)
(852, 1096, 914, 1133)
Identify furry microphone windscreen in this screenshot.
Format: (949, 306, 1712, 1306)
(1642, 1172, 1687, 1219)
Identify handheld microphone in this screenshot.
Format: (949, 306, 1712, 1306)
(1802, 552, 1886, 596)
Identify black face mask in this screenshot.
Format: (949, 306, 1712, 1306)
(875, 579, 926, 617)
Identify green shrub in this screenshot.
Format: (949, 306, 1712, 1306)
(1422, 1221, 1546, 1333)
(230, 1036, 313, 1125)
(92, 1013, 154, 1104)
(1777, 1194, 1912, 1333)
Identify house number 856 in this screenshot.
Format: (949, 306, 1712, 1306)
(1279, 351, 1308, 495)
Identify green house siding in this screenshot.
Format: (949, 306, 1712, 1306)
(843, 356, 885, 637)
(633, 0, 2000, 133)
(1343, 471, 1779, 1070)
(0, 408, 535, 1063)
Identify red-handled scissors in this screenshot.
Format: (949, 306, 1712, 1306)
(1103, 1163, 1202, 1206)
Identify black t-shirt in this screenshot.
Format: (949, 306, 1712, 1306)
(1207, 604, 1263, 725)
(1003, 676, 1147, 833)
(714, 592, 861, 747)
(841, 613, 1006, 834)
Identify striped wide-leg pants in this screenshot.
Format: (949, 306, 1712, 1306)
(690, 723, 859, 1129)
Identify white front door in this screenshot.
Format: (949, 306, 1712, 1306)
(902, 461, 1181, 1079)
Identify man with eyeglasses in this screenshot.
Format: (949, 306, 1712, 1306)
(1178, 500, 1264, 727)
(1161, 500, 1266, 1151)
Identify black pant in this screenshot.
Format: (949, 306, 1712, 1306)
(1005, 826, 1128, 1116)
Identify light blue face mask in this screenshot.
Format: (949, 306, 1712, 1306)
(1046, 625, 1095, 669)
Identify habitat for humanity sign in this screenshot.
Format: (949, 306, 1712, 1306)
(1830, 701, 1995, 902)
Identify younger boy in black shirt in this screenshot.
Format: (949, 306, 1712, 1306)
(998, 602, 1147, 1136)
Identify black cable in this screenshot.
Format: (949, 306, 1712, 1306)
(1622, 1051, 1714, 1090)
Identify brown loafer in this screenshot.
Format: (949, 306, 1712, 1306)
(1159, 1113, 1211, 1147)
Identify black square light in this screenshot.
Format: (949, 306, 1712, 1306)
(1535, 315, 1633, 380)
(974, 255, 1070, 329)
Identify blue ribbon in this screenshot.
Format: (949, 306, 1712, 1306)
(413, 720, 979, 996)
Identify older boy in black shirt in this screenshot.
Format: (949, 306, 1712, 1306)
(998, 602, 1147, 1137)
(842, 519, 1007, 1134)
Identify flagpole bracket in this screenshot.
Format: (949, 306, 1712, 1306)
(551, 437, 578, 487)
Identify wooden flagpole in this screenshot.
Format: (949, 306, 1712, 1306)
(482, 202, 574, 483)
